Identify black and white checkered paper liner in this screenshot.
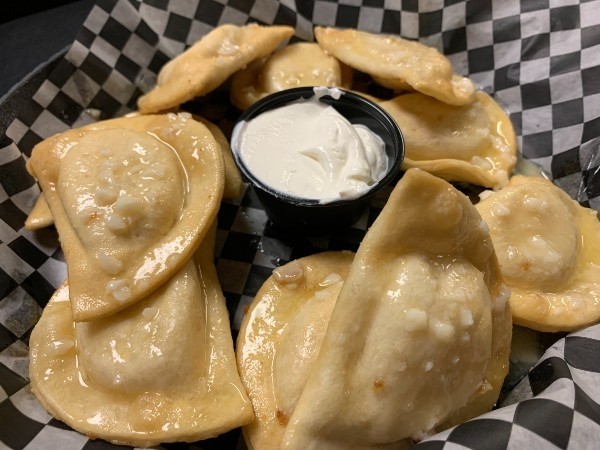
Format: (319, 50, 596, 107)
(0, 0, 599, 448)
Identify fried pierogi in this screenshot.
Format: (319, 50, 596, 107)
(24, 113, 243, 231)
(193, 115, 244, 198)
(378, 91, 516, 189)
(24, 193, 53, 230)
(476, 176, 600, 332)
(138, 24, 294, 113)
(237, 252, 355, 450)
(26, 113, 224, 321)
(314, 27, 475, 106)
(230, 42, 353, 110)
(238, 169, 511, 449)
(29, 235, 254, 447)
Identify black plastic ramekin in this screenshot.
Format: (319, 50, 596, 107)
(230, 87, 404, 236)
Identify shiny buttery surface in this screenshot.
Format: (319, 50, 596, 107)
(29, 241, 253, 447)
(237, 169, 512, 450)
(26, 113, 224, 321)
(378, 91, 516, 189)
(230, 42, 353, 110)
(314, 26, 475, 106)
(237, 252, 354, 450)
(476, 176, 600, 332)
(137, 24, 295, 113)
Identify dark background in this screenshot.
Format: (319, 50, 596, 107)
(0, 0, 96, 100)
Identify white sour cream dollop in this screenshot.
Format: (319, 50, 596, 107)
(232, 91, 388, 203)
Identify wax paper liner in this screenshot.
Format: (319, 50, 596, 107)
(0, 0, 599, 449)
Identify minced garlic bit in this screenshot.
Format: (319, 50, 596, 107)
(460, 308, 474, 327)
(470, 156, 493, 170)
(478, 190, 494, 201)
(429, 319, 455, 343)
(114, 195, 144, 219)
(273, 260, 304, 284)
(491, 202, 510, 217)
(319, 272, 343, 287)
(95, 187, 118, 206)
(48, 339, 75, 356)
(106, 279, 132, 302)
(405, 308, 428, 331)
(494, 285, 511, 312)
(142, 307, 159, 319)
(423, 361, 434, 372)
(105, 213, 128, 232)
(97, 252, 124, 275)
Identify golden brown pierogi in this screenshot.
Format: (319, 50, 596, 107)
(237, 169, 512, 450)
(138, 24, 294, 113)
(476, 176, 600, 332)
(29, 234, 253, 447)
(27, 113, 224, 321)
(230, 42, 353, 110)
(378, 91, 516, 189)
(314, 27, 475, 106)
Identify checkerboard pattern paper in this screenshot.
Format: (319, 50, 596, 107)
(0, 0, 599, 448)
(417, 324, 600, 449)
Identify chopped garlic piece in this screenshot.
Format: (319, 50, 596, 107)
(478, 190, 493, 201)
(494, 285, 511, 312)
(460, 309, 474, 327)
(114, 195, 144, 219)
(319, 273, 343, 287)
(491, 202, 510, 217)
(105, 213, 128, 232)
(273, 260, 304, 284)
(405, 308, 428, 331)
(106, 279, 131, 302)
(142, 307, 159, 319)
(48, 339, 75, 356)
(429, 319, 455, 342)
(97, 252, 123, 275)
(95, 187, 118, 206)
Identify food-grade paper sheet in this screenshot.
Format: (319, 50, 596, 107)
(0, 0, 599, 448)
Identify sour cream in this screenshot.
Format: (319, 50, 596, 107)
(232, 89, 388, 203)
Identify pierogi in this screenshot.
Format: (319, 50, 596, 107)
(29, 233, 254, 447)
(26, 113, 224, 321)
(476, 176, 600, 332)
(193, 115, 244, 198)
(24, 192, 53, 230)
(314, 26, 475, 106)
(24, 113, 243, 230)
(138, 24, 294, 113)
(237, 169, 512, 449)
(378, 91, 516, 189)
(230, 42, 353, 110)
(237, 252, 355, 450)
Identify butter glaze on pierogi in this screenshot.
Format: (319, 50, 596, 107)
(237, 169, 512, 450)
